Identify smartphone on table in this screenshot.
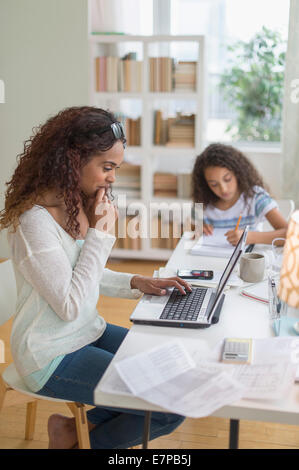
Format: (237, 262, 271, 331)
(177, 269, 214, 280)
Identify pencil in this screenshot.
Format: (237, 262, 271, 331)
(235, 214, 242, 231)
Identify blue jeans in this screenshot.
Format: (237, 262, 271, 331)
(37, 323, 185, 449)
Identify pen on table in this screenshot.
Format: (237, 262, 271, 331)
(271, 278, 281, 315)
(245, 244, 255, 253)
(234, 213, 242, 231)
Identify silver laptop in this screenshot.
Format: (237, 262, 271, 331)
(130, 226, 249, 329)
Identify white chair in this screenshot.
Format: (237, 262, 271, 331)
(262, 199, 295, 231)
(0, 259, 91, 449)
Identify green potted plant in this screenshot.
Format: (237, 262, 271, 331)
(219, 26, 286, 142)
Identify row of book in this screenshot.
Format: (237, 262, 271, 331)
(95, 53, 142, 92)
(113, 216, 143, 250)
(95, 55, 197, 93)
(154, 111, 195, 147)
(112, 163, 192, 200)
(149, 58, 197, 92)
(112, 162, 141, 200)
(124, 117, 141, 146)
(111, 216, 182, 251)
(151, 217, 182, 250)
(153, 172, 192, 199)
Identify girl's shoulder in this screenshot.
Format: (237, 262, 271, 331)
(251, 185, 272, 198)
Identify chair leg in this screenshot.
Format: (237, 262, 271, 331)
(0, 375, 7, 411)
(67, 402, 91, 449)
(25, 401, 38, 440)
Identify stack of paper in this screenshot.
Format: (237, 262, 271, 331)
(190, 229, 234, 258)
(99, 337, 296, 416)
(99, 340, 245, 418)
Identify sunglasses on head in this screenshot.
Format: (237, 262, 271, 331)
(97, 121, 126, 145)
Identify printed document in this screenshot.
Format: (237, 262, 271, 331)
(110, 340, 245, 418)
(201, 337, 297, 400)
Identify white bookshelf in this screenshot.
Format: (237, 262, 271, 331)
(89, 34, 206, 260)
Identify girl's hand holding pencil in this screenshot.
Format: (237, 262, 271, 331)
(225, 228, 243, 246)
(225, 213, 243, 246)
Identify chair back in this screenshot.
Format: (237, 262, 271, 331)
(0, 260, 17, 326)
(262, 199, 295, 231)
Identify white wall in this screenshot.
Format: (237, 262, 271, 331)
(244, 149, 282, 200)
(0, 0, 89, 257)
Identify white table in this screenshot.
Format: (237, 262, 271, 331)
(94, 237, 299, 449)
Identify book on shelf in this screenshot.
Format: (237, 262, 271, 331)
(174, 61, 197, 91)
(112, 215, 142, 251)
(149, 57, 175, 92)
(168, 114, 195, 146)
(95, 53, 142, 92)
(149, 58, 197, 92)
(153, 173, 178, 197)
(177, 173, 192, 199)
(154, 111, 195, 147)
(112, 161, 141, 199)
(114, 113, 141, 146)
(124, 117, 141, 146)
(151, 216, 182, 250)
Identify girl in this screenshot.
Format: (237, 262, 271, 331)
(191, 143, 288, 246)
(0, 106, 188, 449)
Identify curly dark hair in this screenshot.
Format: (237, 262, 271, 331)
(0, 106, 126, 237)
(192, 143, 266, 206)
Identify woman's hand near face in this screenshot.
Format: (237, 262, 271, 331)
(85, 188, 118, 234)
(130, 275, 192, 296)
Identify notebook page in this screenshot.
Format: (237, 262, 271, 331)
(191, 229, 234, 257)
(202, 229, 233, 249)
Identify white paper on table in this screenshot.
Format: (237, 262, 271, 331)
(253, 337, 296, 364)
(115, 340, 196, 395)
(99, 335, 209, 398)
(227, 362, 296, 400)
(202, 337, 297, 400)
(99, 364, 133, 397)
(190, 230, 235, 258)
(201, 229, 233, 249)
(139, 366, 245, 418)
(114, 341, 245, 418)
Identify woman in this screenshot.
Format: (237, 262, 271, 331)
(0, 106, 189, 449)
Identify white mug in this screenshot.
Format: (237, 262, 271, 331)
(240, 253, 265, 283)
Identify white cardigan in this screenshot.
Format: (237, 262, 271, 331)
(7, 205, 141, 377)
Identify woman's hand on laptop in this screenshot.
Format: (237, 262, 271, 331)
(130, 276, 192, 296)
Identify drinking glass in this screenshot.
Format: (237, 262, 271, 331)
(268, 238, 287, 329)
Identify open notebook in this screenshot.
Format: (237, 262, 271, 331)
(190, 229, 234, 258)
(240, 280, 269, 304)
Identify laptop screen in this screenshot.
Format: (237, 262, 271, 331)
(215, 225, 249, 298)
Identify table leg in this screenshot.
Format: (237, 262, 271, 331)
(142, 411, 152, 449)
(229, 419, 239, 449)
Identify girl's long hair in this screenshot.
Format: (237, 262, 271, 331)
(0, 106, 126, 238)
(192, 143, 266, 206)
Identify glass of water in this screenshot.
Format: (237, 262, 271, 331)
(270, 238, 286, 277)
(268, 238, 287, 329)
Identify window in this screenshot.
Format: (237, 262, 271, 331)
(170, 0, 290, 145)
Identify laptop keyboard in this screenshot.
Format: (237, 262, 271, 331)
(159, 287, 208, 322)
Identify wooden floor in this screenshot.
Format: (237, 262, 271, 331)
(1, 259, 299, 449)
